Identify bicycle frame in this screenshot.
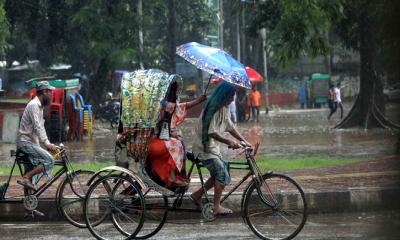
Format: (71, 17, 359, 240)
(0, 148, 72, 203)
(160, 146, 272, 212)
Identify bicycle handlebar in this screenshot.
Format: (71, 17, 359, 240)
(228, 141, 253, 151)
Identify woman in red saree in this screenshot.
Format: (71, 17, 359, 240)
(149, 81, 206, 188)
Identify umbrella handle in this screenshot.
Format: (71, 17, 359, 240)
(204, 75, 212, 94)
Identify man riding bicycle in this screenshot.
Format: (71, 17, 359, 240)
(16, 81, 58, 191)
(191, 82, 251, 216)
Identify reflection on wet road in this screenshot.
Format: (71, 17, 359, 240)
(1, 211, 399, 240)
(1, 104, 399, 166)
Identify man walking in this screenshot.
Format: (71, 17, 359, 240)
(334, 82, 344, 119)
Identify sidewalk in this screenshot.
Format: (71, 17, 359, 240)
(0, 155, 399, 221)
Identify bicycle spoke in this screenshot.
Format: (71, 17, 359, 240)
(244, 173, 307, 240)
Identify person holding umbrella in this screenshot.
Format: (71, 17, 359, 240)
(176, 42, 252, 214)
(190, 82, 252, 216)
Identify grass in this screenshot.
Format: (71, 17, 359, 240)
(0, 98, 29, 104)
(249, 156, 362, 172)
(0, 156, 362, 176)
(0, 162, 114, 176)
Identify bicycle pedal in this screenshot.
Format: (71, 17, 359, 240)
(32, 210, 45, 217)
(24, 210, 45, 219)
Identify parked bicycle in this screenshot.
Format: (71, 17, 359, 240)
(0, 144, 94, 228)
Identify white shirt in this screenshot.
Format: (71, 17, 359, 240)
(192, 106, 234, 160)
(334, 87, 341, 103)
(17, 96, 50, 147)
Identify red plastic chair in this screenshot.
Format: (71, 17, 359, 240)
(28, 89, 37, 99)
(48, 88, 65, 122)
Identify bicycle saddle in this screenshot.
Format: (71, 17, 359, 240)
(11, 150, 30, 163)
(186, 152, 204, 167)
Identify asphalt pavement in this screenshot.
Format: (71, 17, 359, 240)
(0, 211, 399, 240)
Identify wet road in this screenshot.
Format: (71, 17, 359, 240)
(1, 102, 399, 166)
(0, 211, 399, 239)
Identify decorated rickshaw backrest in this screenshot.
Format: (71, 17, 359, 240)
(120, 69, 174, 162)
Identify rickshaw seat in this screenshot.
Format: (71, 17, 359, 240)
(186, 152, 204, 167)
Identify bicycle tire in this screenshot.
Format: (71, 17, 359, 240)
(134, 190, 168, 239)
(84, 174, 145, 240)
(56, 170, 95, 228)
(110, 117, 119, 129)
(110, 180, 168, 239)
(243, 173, 307, 240)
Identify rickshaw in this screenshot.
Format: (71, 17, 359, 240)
(82, 69, 307, 240)
(309, 73, 331, 108)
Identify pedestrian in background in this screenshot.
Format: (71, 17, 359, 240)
(249, 85, 261, 122)
(327, 83, 337, 120)
(229, 93, 237, 123)
(236, 89, 247, 122)
(334, 82, 344, 119)
(297, 78, 309, 109)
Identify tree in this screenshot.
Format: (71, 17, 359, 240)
(333, 0, 399, 129)
(248, 0, 399, 129)
(70, 0, 140, 105)
(0, 0, 10, 55)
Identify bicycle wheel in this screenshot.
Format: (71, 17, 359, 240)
(110, 183, 168, 239)
(243, 173, 307, 240)
(136, 189, 168, 239)
(84, 174, 145, 240)
(110, 117, 119, 129)
(57, 170, 94, 228)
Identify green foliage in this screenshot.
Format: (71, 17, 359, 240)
(249, 0, 342, 66)
(0, 0, 10, 53)
(71, 0, 138, 68)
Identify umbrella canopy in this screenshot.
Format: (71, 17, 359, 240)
(210, 66, 263, 84)
(176, 42, 250, 89)
(245, 66, 263, 82)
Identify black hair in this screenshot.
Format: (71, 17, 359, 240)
(36, 89, 45, 95)
(166, 81, 178, 103)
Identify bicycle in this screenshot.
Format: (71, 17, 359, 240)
(83, 142, 308, 240)
(0, 144, 94, 228)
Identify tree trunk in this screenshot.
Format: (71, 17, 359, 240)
(336, 8, 399, 130)
(89, 58, 109, 107)
(167, 0, 176, 73)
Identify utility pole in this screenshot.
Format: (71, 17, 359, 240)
(138, 0, 144, 69)
(236, 9, 241, 61)
(260, 27, 269, 110)
(218, 0, 224, 49)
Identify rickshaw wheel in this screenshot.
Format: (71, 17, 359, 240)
(84, 174, 145, 240)
(134, 189, 169, 239)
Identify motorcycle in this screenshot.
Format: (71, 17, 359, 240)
(95, 93, 120, 128)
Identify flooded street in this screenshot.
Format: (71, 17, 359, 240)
(1, 102, 399, 166)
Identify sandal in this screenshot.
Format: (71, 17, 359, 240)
(17, 178, 37, 191)
(214, 206, 233, 216)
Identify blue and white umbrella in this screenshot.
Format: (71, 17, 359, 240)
(176, 42, 251, 89)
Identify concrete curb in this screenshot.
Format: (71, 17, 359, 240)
(1, 186, 399, 221)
